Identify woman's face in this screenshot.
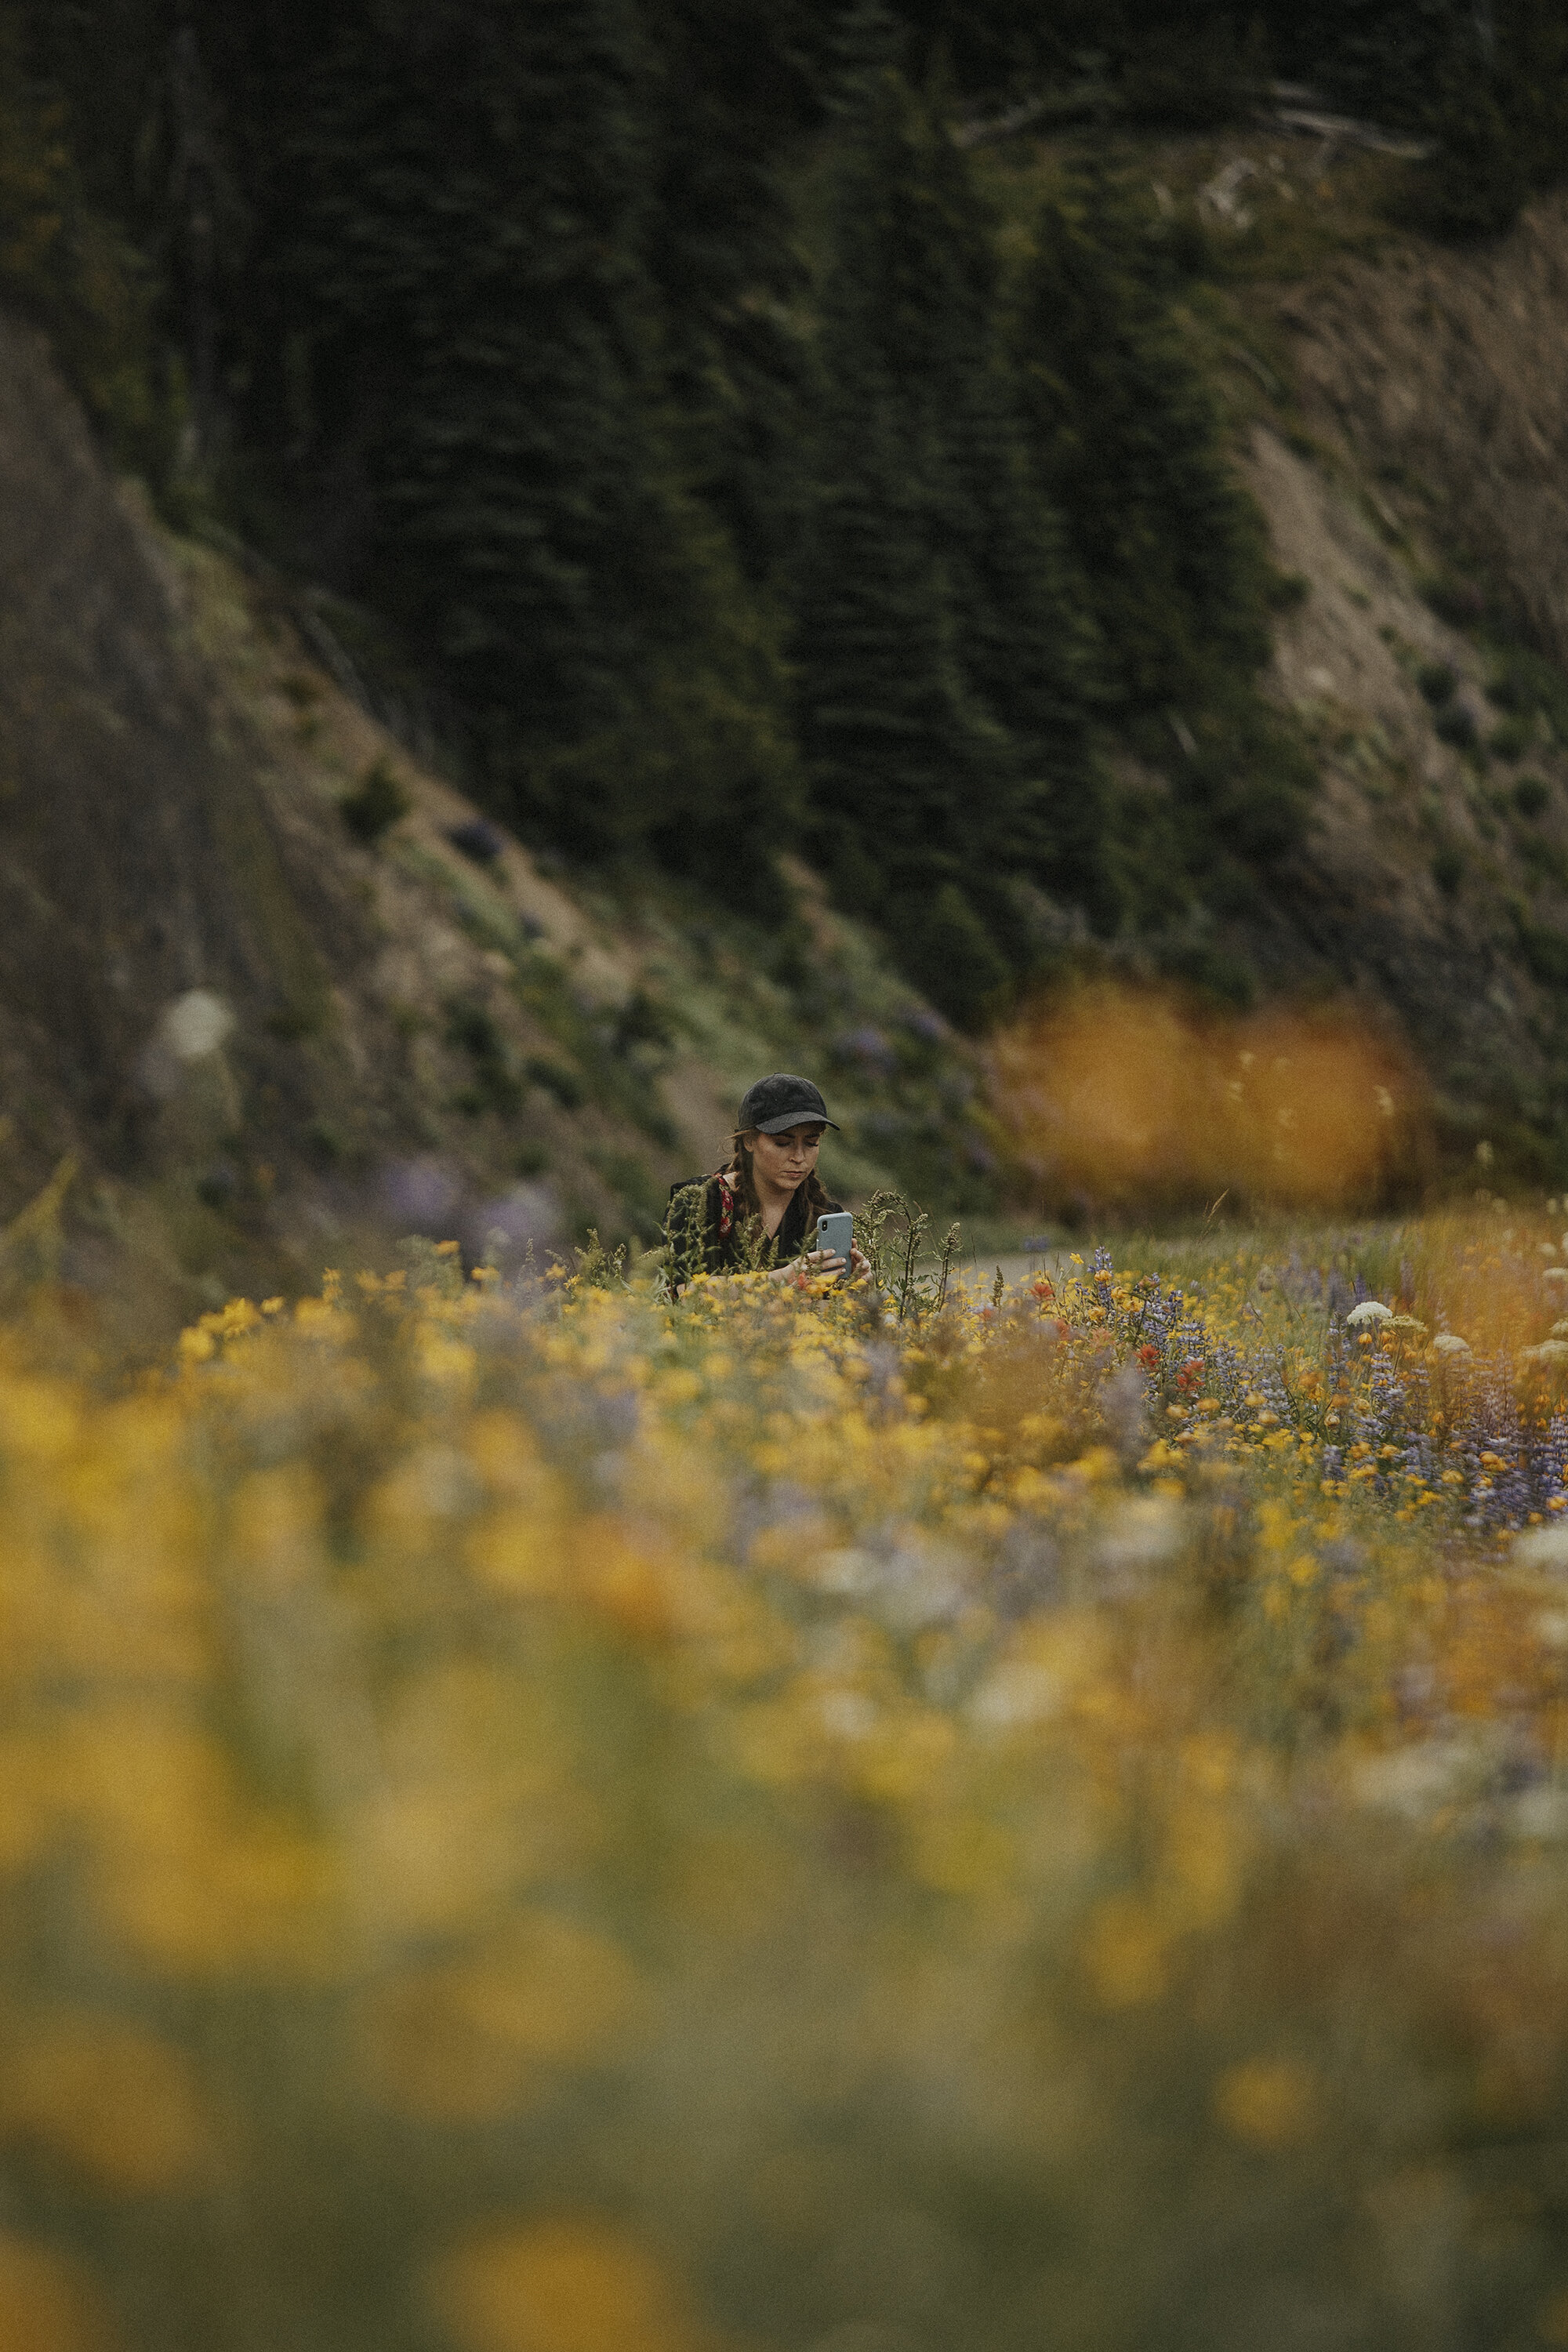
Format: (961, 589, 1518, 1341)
(745, 1123, 826, 1189)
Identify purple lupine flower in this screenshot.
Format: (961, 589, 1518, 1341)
(1541, 1414, 1568, 1504)
(1208, 1340, 1247, 1415)
(1075, 1250, 1568, 1536)
(1257, 1350, 1292, 1420)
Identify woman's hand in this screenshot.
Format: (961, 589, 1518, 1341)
(769, 1246, 873, 1287)
(768, 1247, 837, 1283)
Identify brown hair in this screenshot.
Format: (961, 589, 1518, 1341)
(724, 1127, 833, 1225)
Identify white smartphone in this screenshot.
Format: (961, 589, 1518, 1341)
(815, 1211, 854, 1268)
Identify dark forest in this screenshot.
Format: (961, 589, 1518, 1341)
(4, 0, 1566, 1021)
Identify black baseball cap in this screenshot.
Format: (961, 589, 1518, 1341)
(738, 1073, 838, 1134)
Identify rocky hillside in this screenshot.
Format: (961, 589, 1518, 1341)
(1018, 131, 1568, 1181)
(0, 310, 1000, 1310)
(7, 130, 1568, 1296)
(1245, 181, 1568, 1170)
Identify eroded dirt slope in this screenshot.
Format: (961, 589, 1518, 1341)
(0, 304, 648, 1287)
(0, 309, 993, 1302)
(1229, 187, 1568, 1145)
(1241, 422, 1568, 1124)
(1281, 191, 1568, 671)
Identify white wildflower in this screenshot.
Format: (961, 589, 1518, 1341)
(160, 988, 234, 1062)
(1522, 1340, 1568, 1364)
(1353, 1736, 1491, 1820)
(1097, 1496, 1185, 1574)
(815, 1534, 964, 1628)
(1515, 1523, 1568, 1570)
(1544, 1266, 1568, 1286)
(1512, 1786, 1568, 1841)
(818, 1690, 877, 1740)
(815, 1548, 876, 1596)
(969, 1659, 1066, 1731)
(406, 1446, 481, 1518)
(1432, 1333, 1471, 1355)
(1345, 1300, 1393, 1327)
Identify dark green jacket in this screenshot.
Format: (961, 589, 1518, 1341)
(664, 1171, 843, 1284)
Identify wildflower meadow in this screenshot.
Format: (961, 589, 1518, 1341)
(9, 1207, 1568, 2350)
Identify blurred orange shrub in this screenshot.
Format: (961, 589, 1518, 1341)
(990, 984, 1425, 1212)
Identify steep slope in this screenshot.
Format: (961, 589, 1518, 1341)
(13, 137, 1568, 1266)
(1279, 192, 1568, 670)
(0, 309, 999, 1303)
(1241, 187, 1568, 1159)
(1242, 420, 1568, 1121)
(0, 310, 343, 1251)
(997, 132, 1568, 1180)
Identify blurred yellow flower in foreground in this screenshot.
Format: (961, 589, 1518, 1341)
(431, 2219, 710, 2352)
(1082, 1895, 1171, 2008)
(0, 1212, 1565, 2347)
(0, 2012, 218, 2193)
(356, 1911, 641, 2122)
(0, 2234, 116, 2352)
(60, 1711, 342, 1980)
(1213, 2059, 1320, 2151)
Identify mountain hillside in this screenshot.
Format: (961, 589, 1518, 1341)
(1244, 179, 1568, 1165)
(0, 308, 1000, 1308)
(993, 132, 1568, 1182)
(10, 95, 1568, 1286)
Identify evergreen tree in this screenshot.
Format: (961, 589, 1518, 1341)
(796, 265, 1011, 957)
(1261, 0, 1568, 237)
(639, 0, 816, 587)
(0, 2, 177, 479)
(797, 67, 1107, 1022)
(1498, 0, 1568, 200)
(1011, 154, 1312, 898)
(1012, 157, 1270, 718)
(289, 2, 659, 747)
(829, 0, 909, 106)
(913, 92, 1108, 927)
(271, 0, 796, 901)
(874, 0, 1097, 93)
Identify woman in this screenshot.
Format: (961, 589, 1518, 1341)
(665, 1073, 871, 1287)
